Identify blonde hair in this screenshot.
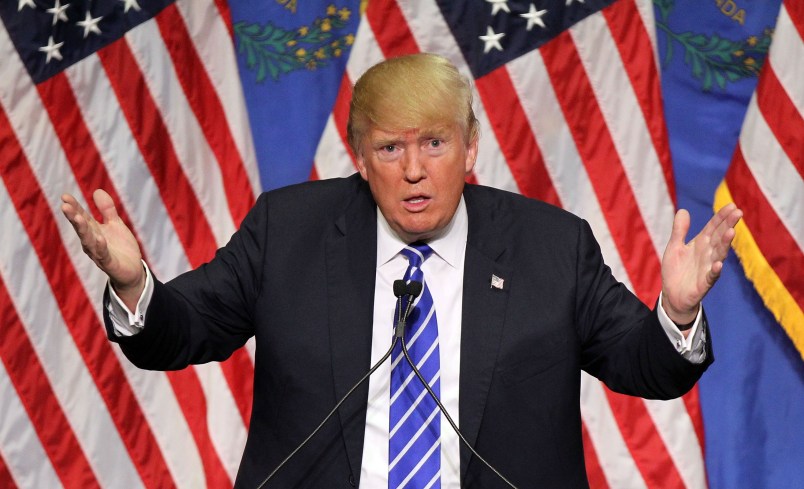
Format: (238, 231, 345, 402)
(347, 53, 479, 156)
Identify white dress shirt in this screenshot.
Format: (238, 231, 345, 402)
(359, 197, 469, 488)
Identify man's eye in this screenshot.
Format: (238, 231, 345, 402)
(382, 145, 396, 152)
(429, 139, 442, 148)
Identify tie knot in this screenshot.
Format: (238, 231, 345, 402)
(401, 242, 433, 267)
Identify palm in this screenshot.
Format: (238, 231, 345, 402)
(95, 210, 142, 286)
(661, 204, 742, 323)
(61, 190, 143, 290)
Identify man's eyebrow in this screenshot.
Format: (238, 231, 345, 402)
(419, 127, 451, 140)
(371, 136, 402, 147)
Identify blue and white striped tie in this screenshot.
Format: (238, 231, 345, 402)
(389, 243, 441, 489)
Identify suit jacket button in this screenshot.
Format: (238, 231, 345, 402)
(348, 474, 356, 486)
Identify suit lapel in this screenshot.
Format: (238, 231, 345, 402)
(325, 176, 377, 480)
(459, 185, 513, 480)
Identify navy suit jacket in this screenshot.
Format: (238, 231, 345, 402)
(105, 174, 712, 488)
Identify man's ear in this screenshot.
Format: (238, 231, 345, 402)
(464, 136, 479, 175)
(357, 154, 369, 181)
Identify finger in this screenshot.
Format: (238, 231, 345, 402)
(715, 202, 737, 217)
(61, 193, 105, 252)
(721, 226, 736, 245)
(669, 209, 691, 246)
(712, 227, 737, 261)
(61, 201, 79, 226)
(700, 202, 736, 238)
(60, 193, 115, 272)
(73, 213, 107, 260)
(61, 198, 91, 236)
(714, 204, 741, 230)
(725, 206, 743, 228)
(710, 207, 742, 254)
(707, 260, 724, 286)
(60, 192, 79, 209)
(60, 193, 86, 222)
(92, 189, 119, 224)
(92, 232, 110, 265)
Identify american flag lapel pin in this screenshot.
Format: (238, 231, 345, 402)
(491, 274, 504, 290)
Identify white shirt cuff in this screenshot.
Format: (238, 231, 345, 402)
(657, 292, 707, 364)
(105, 261, 154, 337)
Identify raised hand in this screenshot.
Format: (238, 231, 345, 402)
(61, 190, 144, 309)
(661, 203, 743, 325)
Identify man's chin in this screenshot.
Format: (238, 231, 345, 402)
(395, 223, 445, 243)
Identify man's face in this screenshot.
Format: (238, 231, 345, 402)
(357, 124, 478, 243)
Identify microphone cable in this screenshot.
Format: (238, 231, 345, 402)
(397, 280, 519, 489)
(255, 280, 419, 488)
(256, 279, 518, 488)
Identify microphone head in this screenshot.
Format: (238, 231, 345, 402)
(393, 280, 408, 298)
(407, 281, 423, 298)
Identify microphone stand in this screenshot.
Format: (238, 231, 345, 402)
(255, 280, 415, 488)
(255, 338, 398, 488)
(395, 280, 518, 488)
(399, 335, 518, 489)
(257, 280, 518, 488)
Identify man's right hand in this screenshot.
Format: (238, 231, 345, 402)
(61, 190, 145, 310)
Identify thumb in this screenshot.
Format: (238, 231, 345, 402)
(669, 209, 691, 247)
(92, 189, 119, 224)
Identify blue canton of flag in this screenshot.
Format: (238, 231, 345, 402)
(0, 0, 172, 83)
(436, 0, 617, 78)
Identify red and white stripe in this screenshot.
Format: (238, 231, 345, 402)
(739, 2, 804, 252)
(737, 2, 804, 259)
(0, 0, 259, 486)
(312, 1, 707, 488)
(722, 0, 804, 352)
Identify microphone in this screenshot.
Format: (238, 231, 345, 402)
(255, 279, 419, 488)
(406, 280, 423, 298)
(395, 280, 421, 339)
(393, 279, 408, 298)
(400, 281, 518, 489)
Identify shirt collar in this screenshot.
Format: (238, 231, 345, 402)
(376, 196, 468, 269)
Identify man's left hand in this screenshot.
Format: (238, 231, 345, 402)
(661, 203, 743, 325)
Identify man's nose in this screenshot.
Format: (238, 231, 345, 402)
(402, 149, 425, 182)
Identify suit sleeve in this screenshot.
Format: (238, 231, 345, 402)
(103, 193, 269, 371)
(574, 219, 713, 400)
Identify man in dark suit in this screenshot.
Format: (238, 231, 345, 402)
(61, 53, 742, 488)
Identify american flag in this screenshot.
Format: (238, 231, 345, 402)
(0, 0, 259, 486)
(715, 0, 804, 359)
(0, 0, 715, 488)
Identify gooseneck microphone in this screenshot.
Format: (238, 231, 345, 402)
(395, 280, 421, 338)
(256, 278, 517, 488)
(399, 280, 519, 489)
(255, 280, 420, 489)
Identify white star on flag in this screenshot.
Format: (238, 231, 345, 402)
(77, 11, 103, 38)
(121, 0, 142, 13)
(485, 0, 510, 16)
(521, 4, 548, 30)
(566, 0, 585, 5)
(479, 26, 505, 53)
(17, 0, 35, 11)
(46, 0, 70, 26)
(38, 35, 64, 64)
